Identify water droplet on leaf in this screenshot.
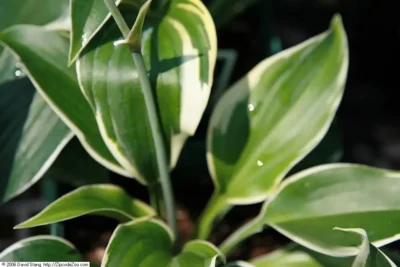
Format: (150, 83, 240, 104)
(248, 104, 255, 112)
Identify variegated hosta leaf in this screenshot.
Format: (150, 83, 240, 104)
(69, 0, 142, 63)
(15, 184, 154, 228)
(219, 164, 400, 257)
(103, 218, 225, 267)
(207, 15, 348, 204)
(257, 164, 400, 257)
(0, 0, 70, 84)
(0, 25, 131, 177)
(250, 249, 322, 267)
(0, 236, 83, 262)
(335, 228, 397, 267)
(77, 0, 217, 183)
(0, 79, 73, 204)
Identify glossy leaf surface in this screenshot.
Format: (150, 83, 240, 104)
(170, 241, 224, 267)
(69, 0, 133, 63)
(207, 15, 348, 204)
(251, 249, 322, 267)
(77, 0, 217, 183)
(0, 79, 72, 203)
(103, 218, 224, 267)
(0, 0, 70, 84)
(258, 164, 400, 256)
(15, 185, 154, 228)
(336, 228, 397, 267)
(0, 25, 130, 177)
(0, 236, 82, 262)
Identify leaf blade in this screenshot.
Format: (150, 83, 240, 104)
(259, 164, 400, 256)
(207, 15, 348, 204)
(0, 25, 130, 177)
(15, 184, 155, 228)
(0, 236, 82, 262)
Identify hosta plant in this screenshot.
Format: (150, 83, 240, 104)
(1, 0, 400, 266)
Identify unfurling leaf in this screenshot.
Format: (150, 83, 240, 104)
(77, 0, 217, 183)
(207, 15, 348, 205)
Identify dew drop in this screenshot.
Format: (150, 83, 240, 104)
(257, 160, 263, 167)
(81, 34, 87, 45)
(14, 70, 22, 77)
(14, 62, 24, 77)
(248, 104, 255, 112)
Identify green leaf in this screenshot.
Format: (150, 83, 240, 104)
(44, 138, 110, 187)
(225, 262, 254, 267)
(126, 0, 152, 52)
(103, 218, 224, 267)
(103, 218, 173, 266)
(0, 236, 82, 262)
(207, 14, 348, 204)
(257, 164, 400, 257)
(171, 240, 225, 267)
(0, 0, 70, 84)
(0, 25, 131, 177)
(15, 184, 154, 228)
(69, 0, 141, 63)
(77, 0, 217, 183)
(0, 78, 73, 203)
(335, 228, 397, 267)
(250, 249, 322, 267)
(0, 0, 69, 31)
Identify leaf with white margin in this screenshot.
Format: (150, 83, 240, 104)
(0, 235, 82, 262)
(14, 184, 154, 228)
(102, 218, 225, 267)
(235, 164, 400, 258)
(335, 228, 397, 267)
(77, 0, 217, 183)
(207, 14, 348, 204)
(69, 0, 142, 64)
(0, 80, 73, 203)
(0, 25, 131, 177)
(251, 249, 322, 267)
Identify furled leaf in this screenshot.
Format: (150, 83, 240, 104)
(103, 218, 224, 267)
(256, 164, 400, 256)
(207, 15, 348, 204)
(15, 184, 154, 228)
(250, 249, 322, 267)
(44, 138, 110, 187)
(0, 25, 131, 177)
(77, 0, 217, 183)
(335, 228, 397, 267)
(0, 78, 73, 204)
(0, 236, 82, 261)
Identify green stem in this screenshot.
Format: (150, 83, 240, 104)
(219, 216, 264, 255)
(103, 0, 177, 237)
(196, 194, 230, 240)
(148, 182, 164, 217)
